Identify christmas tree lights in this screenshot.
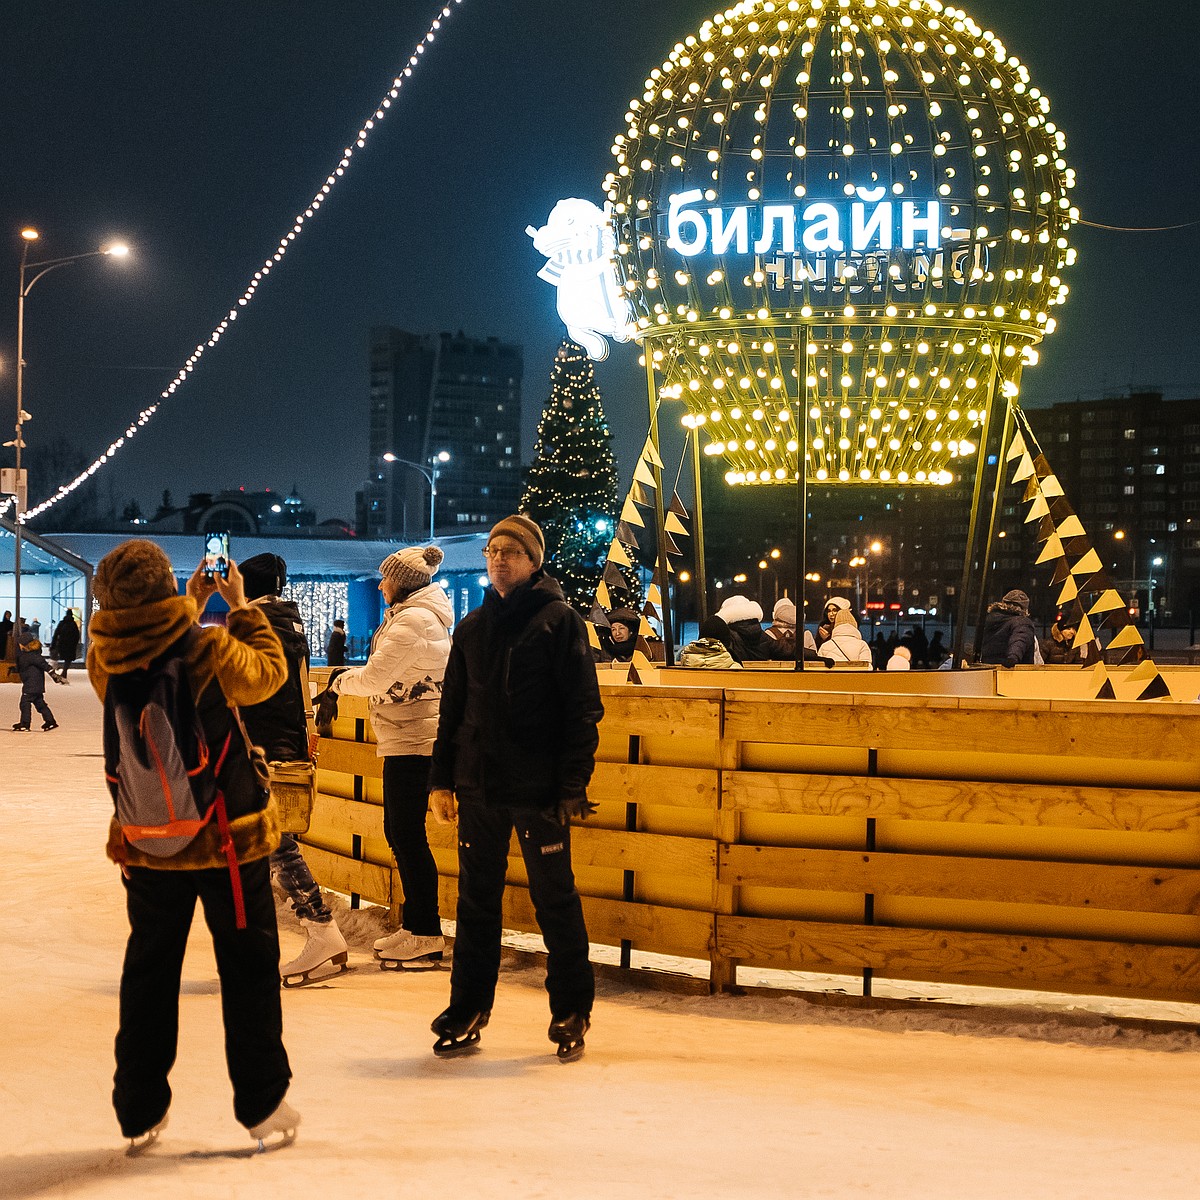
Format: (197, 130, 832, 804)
(520, 340, 629, 608)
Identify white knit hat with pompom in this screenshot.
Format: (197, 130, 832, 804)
(379, 545, 444, 591)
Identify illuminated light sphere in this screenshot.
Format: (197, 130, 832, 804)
(607, 0, 1075, 487)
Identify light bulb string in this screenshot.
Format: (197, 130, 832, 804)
(1076, 217, 1200, 233)
(5, 0, 465, 525)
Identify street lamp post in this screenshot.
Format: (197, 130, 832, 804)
(383, 450, 450, 541)
(5, 229, 129, 650)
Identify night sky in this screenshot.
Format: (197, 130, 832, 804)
(2, 0, 1198, 528)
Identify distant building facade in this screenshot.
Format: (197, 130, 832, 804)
(360, 328, 523, 539)
(143, 488, 323, 537)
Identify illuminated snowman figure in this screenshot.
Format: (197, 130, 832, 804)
(526, 199, 633, 361)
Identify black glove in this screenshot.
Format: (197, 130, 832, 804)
(313, 687, 340, 731)
(326, 667, 348, 688)
(550, 795, 598, 825)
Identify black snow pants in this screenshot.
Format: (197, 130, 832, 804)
(114, 858, 291, 1137)
(449, 799, 594, 1018)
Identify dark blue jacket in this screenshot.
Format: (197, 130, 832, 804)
(16, 646, 54, 695)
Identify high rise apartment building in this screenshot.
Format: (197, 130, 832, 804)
(360, 328, 523, 540)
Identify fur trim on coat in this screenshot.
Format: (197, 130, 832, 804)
(106, 802, 282, 871)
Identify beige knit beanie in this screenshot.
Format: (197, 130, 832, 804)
(487, 514, 545, 569)
(379, 545, 444, 592)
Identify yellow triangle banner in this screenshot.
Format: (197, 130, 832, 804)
(1036, 534, 1065, 565)
(647, 584, 663, 607)
(596, 581, 612, 608)
(633, 458, 657, 488)
(1125, 659, 1159, 685)
(631, 650, 653, 672)
(1091, 663, 1117, 700)
(638, 617, 655, 638)
(1071, 548, 1103, 576)
(1025, 494, 1051, 522)
(1072, 614, 1095, 649)
(586, 622, 601, 650)
(620, 497, 646, 527)
(1057, 576, 1079, 605)
(642, 440, 664, 470)
(1107, 624, 1145, 650)
(1087, 589, 1125, 616)
(607, 540, 632, 567)
(1006, 430, 1028, 462)
(1011, 453, 1035, 484)
(1040, 474, 1065, 499)
(664, 512, 689, 537)
(1055, 514, 1086, 539)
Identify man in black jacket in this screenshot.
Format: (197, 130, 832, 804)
(428, 514, 603, 1061)
(975, 589, 1038, 668)
(239, 554, 348, 986)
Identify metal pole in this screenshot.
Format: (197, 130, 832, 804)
(950, 351, 1003, 666)
(971, 399, 1017, 645)
(643, 353, 675, 663)
(794, 326, 809, 671)
(13, 248, 28, 651)
(429, 463, 436, 542)
(689, 429, 708, 623)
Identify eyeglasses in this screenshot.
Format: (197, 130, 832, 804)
(482, 546, 528, 562)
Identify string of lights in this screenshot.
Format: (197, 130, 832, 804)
(4, 0, 465, 525)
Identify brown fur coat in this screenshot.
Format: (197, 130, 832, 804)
(88, 596, 288, 870)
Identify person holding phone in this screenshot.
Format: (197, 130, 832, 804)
(204, 532, 231, 580)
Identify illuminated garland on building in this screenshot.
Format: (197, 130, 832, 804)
(7, 0, 465, 524)
(604, 0, 1077, 488)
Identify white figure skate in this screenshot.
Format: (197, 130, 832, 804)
(280, 918, 349, 987)
(373, 929, 445, 971)
(249, 1098, 300, 1151)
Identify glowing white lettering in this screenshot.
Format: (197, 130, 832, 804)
(851, 187, 892, 251)
(901, 201, 942, 250)
(667, 190, 708, 256)
(801, 203, 844, 253)
(754, 205, 797, 254)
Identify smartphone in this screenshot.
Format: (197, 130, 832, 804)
(203, 531, 231, 579)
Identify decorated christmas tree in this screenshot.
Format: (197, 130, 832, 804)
(521, 340, 636, 609)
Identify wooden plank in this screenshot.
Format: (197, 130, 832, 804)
(720, 845, 1200, 916)
(716, 915, 1200, 1003)
(308, 792, 384, 844)
(724, 693, 1200, 762)
(303, 844, 393, 908)
(572, 826, 716, 877)
(724, 771, 1200, 833)
(599, 691, 721, 740)
(589, 762, 719, 810)
(316, 738, 380, 780)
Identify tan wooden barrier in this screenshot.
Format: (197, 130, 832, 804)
(306, 669, 1200, 1006)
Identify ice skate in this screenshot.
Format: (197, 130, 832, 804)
(41, 720, 59, 731)
(249, 1098, 300, 1151)
(375, 928, 445, 971)
(548, 1012, 590, 1063)
(281, 917, 349, 987)
(11, 724, 29, 732)
(431, 1005, 490, 1056)
(126, 1113, 168, 1156)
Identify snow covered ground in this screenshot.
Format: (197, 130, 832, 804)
(2, 683, 1198, 1199)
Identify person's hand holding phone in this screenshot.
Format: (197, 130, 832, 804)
(187, 561, 217, 610)
(214, 559, 248, 611)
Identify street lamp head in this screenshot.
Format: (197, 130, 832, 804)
(103, 242, 130, 257)
(20, 228, 39, 242)
(769, 548, 781, 560)
(1113, 530, 1126, 540)
(434, 450, 450, 463)
(870, 540, 883, 554)
(758, 560, 768, 570)
(382, 452, 398, 462)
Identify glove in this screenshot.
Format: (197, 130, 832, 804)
(313, 688, 340, 731)
(50, 672, 66, 685)
(326, 667, 348, 688)
(550, 795, 598, 825)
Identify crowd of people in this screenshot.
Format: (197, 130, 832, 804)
(10, 516, 1113, 1154)
(71, 514, 601, 1153)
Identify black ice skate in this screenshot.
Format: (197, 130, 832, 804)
(126, 1113, 168, 1156)
(548, 1012, 590, 1063)
(431, 1005, 490, 1057)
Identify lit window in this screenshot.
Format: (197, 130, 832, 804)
(1124, 429, 1136, 440)
(1123, 485, 1135, 495)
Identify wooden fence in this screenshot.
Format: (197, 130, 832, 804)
(304, 669, 1200, 1006)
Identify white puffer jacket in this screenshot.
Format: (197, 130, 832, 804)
(818, 623, 874, 665)
(332, 583, 454, 756)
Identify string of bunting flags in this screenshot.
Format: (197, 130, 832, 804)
(1006, 409, 1171, 702)
(585, 433, 692, 684)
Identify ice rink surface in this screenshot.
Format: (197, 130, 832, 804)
(2, 684, 1198, 1199)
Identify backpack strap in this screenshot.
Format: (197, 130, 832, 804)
(213, 790, 247, 930)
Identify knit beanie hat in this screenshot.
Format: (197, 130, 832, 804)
(772, 597, 797, 629)
(833, 609, 859, 630)
(380, 545, 444, 592)
(1002, 588, 1031, 613)
(95, 539, 179, 611)
(607, 607, 640, 635)
(240, 552, 288, 600)
(487, 514, 545, 569)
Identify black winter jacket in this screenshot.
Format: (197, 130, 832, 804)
(50, 615, 81, 662)
(240, 597, 311, 761)
(429, 572, 604, 809)
(975, 603, 1037, 668)
(16, 646, 54, 695)
(727, 618, 774, 663)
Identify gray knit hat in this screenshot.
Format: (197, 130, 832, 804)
(1002, 588, 1031, 613)
(380, 545, 443, 591)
